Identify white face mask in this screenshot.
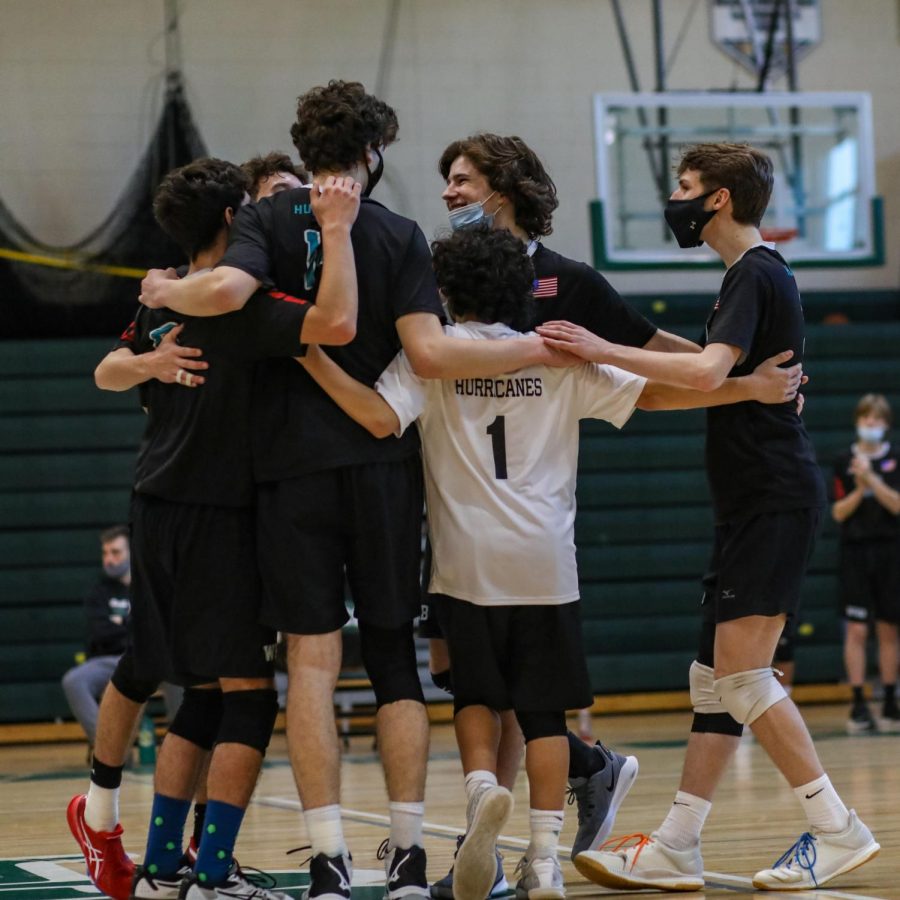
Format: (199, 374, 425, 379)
(857, 425, 886, 444)
(448, 191, 498, 231)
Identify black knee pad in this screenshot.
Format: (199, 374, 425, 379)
(359, 621, 425, 708)
(169, 688, 224, 750)
(515, 710, 567, 743)
(216, 689, 278, 754)
(431, 668, 453, 695)
(691, 711, 744, 737)
(110, 650, 159, 704)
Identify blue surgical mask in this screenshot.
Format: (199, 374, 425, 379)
(104, 559, 130, 580)
(448, 192, 498, 231)
(857, 425, 885, 444)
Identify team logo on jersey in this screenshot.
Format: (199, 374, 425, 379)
(882, 458, 897, 473)
(532, 276, 558, 298)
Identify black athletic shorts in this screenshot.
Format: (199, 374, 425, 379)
(700, 508, 821, 624)
(257, 458, 424, 635)
(438, 595, 593, 714)
(839, 540, 900, 624)
(129, 493, 276, 687)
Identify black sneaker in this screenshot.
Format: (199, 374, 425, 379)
(847, 703, 877, 734)
(377, 840, 429, 899)
(878, 704, 900, 733)
(304, 852, 353, 900)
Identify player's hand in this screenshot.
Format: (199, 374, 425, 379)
(311, 176, 362, 232)
(749, 350, 803, 404)
(516, 334, 581, 368)
(147, 324, 207, 387)
(536, 321, 612, 363)
(139, 267, 179, 308)
(795, 391, 805, 416)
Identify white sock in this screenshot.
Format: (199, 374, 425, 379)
(793, 774, 849, 832)
(528, 809, 563, 859)
(304, 804, 347, 857)
(389, 801, 424, 849)
(464, 770, 498, 830)
(84, 784, 119, 833)
(657, 791, 712, 851)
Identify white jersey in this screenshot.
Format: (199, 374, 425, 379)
(376, 321, 646, 606)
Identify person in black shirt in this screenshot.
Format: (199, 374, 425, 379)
(832, 393, 900, 734)
(62, 526, 132, 747)
(539, 143, 878, 892)
(137, 83, 574, 900)
(85, 158, 359, 900)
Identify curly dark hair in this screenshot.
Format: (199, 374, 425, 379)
(439, 134, 558, 239)
(677, 143, 773, 226)
(153, 158, 249, 259)
(431, 227, 535, 332)
(290, 80, 398, 174)
(240, 151, 308, 200)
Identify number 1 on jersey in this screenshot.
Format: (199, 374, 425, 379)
(486, 416, 508, 479)
(304, 229, 322, 291)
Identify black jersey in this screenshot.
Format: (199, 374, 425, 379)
(84, 576, 132, 657)
(529, 244, 656, 347)
(833, 446, 900, 543)
(219, 188, 445, 481)
(702, 246, 825, 522)
(117, 290, 309, 507)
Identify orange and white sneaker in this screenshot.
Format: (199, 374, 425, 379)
(66, 793, 135, 900)
(573, 832, 703, 892)
(753, 811, 879, 890)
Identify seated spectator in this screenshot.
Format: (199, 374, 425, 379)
(62, 526, 132, 748)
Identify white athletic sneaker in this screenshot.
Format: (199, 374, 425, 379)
(573, 832, 704, 892)
(514, 854, 565, 900)
(454, 785, 514, 900)
(752, 810, 880, 890)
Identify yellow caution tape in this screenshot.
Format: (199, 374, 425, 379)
(0, 246, 146, 279)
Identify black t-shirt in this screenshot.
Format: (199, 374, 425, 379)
(117, 290, 309, 507)
(85, 576, 132, 657)
(529, 244, 656, 347)
(833, 445, 900, 543)
(219, 188, 445, 481)
(702, 246, 825, 522)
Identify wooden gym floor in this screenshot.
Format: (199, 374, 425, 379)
(0, 705, 896, 899)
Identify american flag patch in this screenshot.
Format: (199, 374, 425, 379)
(533, 276, 558, 298)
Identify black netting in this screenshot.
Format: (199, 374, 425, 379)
(0, 79, 206, 338)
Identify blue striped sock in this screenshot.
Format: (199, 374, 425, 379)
(143, 794, 192, 878)
(194, 800, 245, 887)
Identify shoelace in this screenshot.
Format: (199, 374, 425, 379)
(566, 784, 593, 826)
(232, 863, 278, 891)
(598, 833, 654, 872)
(770, 833, 818, 886)
(286, 844, 313, 866)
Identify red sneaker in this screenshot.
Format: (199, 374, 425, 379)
(185, 836, 199, 865)
(66, 794, 135, 900)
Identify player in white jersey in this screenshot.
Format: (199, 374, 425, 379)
(299, 227, 802, 900)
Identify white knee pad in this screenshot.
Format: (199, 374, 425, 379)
(714, 667, 787, 725)
(689, 660, 728, 715)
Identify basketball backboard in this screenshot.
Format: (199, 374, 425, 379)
(590, 91, 883, 270)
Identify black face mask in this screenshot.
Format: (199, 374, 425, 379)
(363, 147, 384, 198)
(664, 188, 720, 248)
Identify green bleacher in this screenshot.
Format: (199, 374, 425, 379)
(1, 292, 899, 723)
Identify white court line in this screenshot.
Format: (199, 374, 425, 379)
(253, 796, 885, 900)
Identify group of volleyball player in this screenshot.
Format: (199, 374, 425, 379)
(67, 80, 879, 900)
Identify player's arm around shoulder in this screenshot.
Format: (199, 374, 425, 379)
(299, 345, 402, 438)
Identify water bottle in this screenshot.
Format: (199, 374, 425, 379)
(137, 713, 157, 766)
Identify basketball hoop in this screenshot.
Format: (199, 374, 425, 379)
(760, 227, 799, 243)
